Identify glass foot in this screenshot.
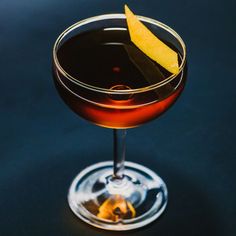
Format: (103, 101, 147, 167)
(68, 161, 168, 231)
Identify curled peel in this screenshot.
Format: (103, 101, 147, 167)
(125, 5, 179, 74)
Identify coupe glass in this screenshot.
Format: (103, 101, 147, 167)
(52, 13, 187, 231)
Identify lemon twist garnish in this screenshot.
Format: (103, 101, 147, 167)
(125, 5, 179, 74)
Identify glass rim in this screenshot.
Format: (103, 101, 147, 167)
(53, 13, 187, 95)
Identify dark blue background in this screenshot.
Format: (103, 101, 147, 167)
(0, 0, 236, 235)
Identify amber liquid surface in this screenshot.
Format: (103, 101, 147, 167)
(54, 28, 186, 128)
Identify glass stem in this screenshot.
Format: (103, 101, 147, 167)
(113, 129, 126, 179)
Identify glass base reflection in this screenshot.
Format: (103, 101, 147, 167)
(68, 161, 168, 231)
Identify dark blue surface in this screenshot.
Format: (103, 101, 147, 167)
(0, 0, 236, 235)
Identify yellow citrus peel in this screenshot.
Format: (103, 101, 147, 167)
(125, 5, 179, 74)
